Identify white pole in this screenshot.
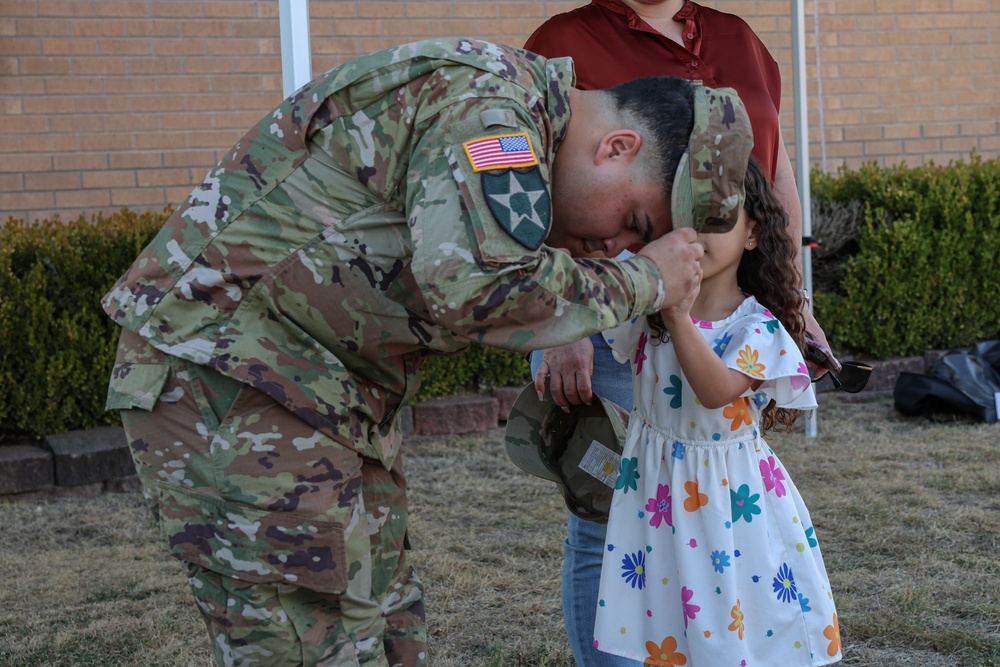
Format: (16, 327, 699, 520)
(791, 0, 817, 438)
(279, 0, 313, 98)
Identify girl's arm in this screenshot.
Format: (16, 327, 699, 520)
(662, 294, 758, 409)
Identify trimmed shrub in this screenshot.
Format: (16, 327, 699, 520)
(0, 210, 165, 437)
(811, 154, 1000, 358)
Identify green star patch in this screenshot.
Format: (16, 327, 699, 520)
(482, 167, 551, 250)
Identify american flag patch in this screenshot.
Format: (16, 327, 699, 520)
(463, 133, 539, 172)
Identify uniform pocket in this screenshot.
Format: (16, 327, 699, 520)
(157, 482, 349, 595)
(106, 362, 170, 411)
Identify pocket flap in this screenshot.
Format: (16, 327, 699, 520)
(156, 483, 348, 594)
(106, 362, 170, 411)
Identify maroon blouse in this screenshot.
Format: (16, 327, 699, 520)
(525, 0, 783, 180)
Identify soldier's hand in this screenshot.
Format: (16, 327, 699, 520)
(637, 228, 705, 310)
(533, 337, 595, 410)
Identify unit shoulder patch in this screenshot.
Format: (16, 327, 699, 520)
(482, 167, 551, 250)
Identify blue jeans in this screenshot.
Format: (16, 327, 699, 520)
(530, 335, 641, 667)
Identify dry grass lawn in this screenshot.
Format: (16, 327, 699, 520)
(1, 395, 998, 666)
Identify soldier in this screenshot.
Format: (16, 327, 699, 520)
(103, 38, 752, 667)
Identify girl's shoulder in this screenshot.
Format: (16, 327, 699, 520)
(694, 295, 776, 331)
(716, 297, 802, 362)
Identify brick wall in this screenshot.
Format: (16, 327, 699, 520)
(1, 0, 998, 222)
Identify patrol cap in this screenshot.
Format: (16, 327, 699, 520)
(504, 384, 629, 523)
(670, 83, 754, 233)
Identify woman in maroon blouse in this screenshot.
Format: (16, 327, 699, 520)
(525, 2, 830, 665)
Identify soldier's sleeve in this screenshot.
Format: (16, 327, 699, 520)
(405, 99, 663, 352)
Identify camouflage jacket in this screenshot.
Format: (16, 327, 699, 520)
(103, 39, 664, 466)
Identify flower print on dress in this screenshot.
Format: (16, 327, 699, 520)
(723, 397, 753, 431)
(634, 331, 649, 375)
(645, 484, 673, 528)
(728, 599, 745, 640)
(790, 360, 811, 391)
(759, 455, 787, 497)
(772, 563, 797, 603)
(671, 441, 685, 460)
(710, 550, 731, 574)
(804, 525, 819, 548)
(681, 586, 700, 628)
(644, 636, 688, 666)
(713, 331, 733, 357)
(621, 550, 647, 589)
(764, 318, 781, 334)
(663, 374, 682, 409)
(616, 456, 640, 493)
(736, 344, 766, 378)
(683, 480, 708, 512)
(825, 614, 842, 657)
(730, 484, 761, 523)
(798, 593, 812, 613)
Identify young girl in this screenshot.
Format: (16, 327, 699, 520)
(593, 159, 842, 666)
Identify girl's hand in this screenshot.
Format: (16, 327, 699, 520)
(661, 264, 701, 330)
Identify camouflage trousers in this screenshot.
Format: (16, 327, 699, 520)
(109, 330, 427, 666)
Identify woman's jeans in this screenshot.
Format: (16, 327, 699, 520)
(530, 334, 641, 667)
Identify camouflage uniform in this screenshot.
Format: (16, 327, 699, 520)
(103, 39, 666, 666)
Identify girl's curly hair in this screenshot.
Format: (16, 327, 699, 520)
(739, 158, 807, 433)
(649, 157, 807, 434)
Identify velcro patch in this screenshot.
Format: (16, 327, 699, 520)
(463, 133, 539, 172)
(482, 167, 550, 250)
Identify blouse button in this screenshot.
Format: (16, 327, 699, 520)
(690, 61, 699, 68)
(687, 33, 695, 40)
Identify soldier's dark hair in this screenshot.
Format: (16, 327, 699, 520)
(604, 76, 696, 201)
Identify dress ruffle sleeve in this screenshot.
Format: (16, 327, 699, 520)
(602, 316, 647, 366)
(715, 311, 817, 410)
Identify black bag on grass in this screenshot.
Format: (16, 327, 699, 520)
(893, 341, 1000, 423)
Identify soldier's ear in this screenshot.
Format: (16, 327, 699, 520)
(594, 129, 641, 164)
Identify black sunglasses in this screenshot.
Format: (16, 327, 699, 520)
(804, 334, 874, 394)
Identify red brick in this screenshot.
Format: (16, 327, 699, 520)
(203, 2, 256, 19)
(151, 2, 206, 19)
(78, 134, 134, 151)
(405, 3, 453, 18)
(93, 1, 149, 18)
(3, 1, 38, 18)
(38, 1, 96, 18)
(358, 3, 407, 19)
(111, 187, 169, 207)
(127, 19, 183, 37)
(137, 168, 196, 187)
(54, 152, 110, 170)
(38, 75, 102, 95)
(108, 152, 163, 169)
(162, 149, 218, 168)
(0, 190, 55, 210)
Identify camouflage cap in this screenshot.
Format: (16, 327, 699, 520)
(504, 383, 629, 523)
(670, 83, 754, 233)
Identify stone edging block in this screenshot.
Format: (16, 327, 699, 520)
(44, 426, 134, 487)
(412, 396, 499, 436)
(0, 445, 53, 495)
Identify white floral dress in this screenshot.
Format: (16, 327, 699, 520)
(593, 297, 842, 666)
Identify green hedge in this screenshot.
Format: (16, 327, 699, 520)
(811, 153, 1000, 358)
(3, 154, 997, 437)
(1, 211, 165, 437)
(0, 211, 529, 438)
